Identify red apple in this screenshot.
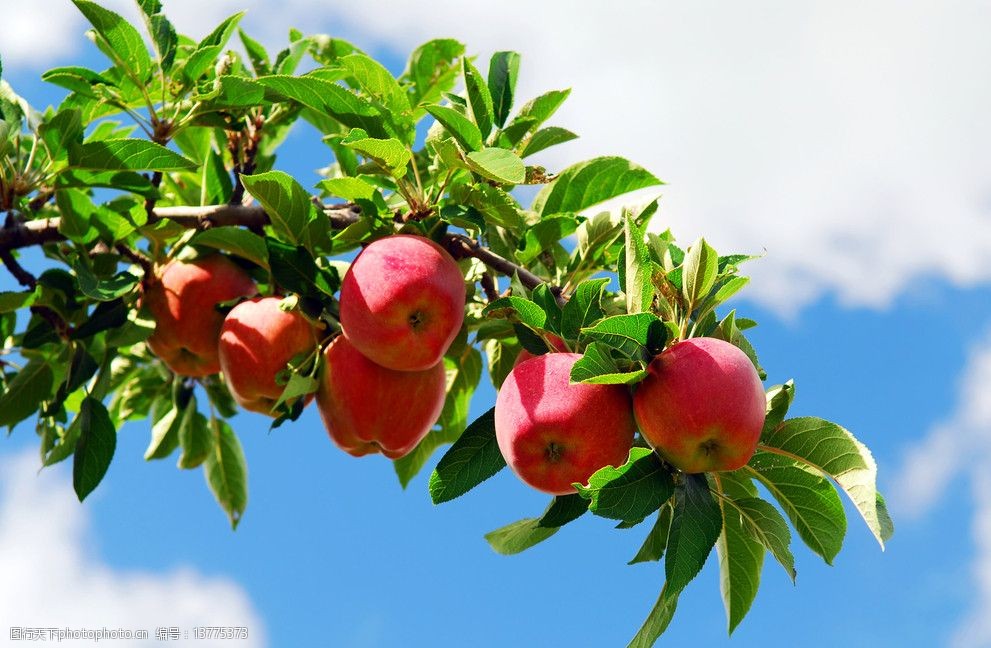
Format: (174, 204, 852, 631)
(495, 353, 636, 495)
(317, 335, 446, 459)
(633, 337, 766, 473)
(513, 334, 569, 367)
(144, 255, 257, 377)
(339, 234, 465, 372)
(218, 297, 319, 415)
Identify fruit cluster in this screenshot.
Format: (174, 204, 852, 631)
(144, 232, 767, 489)
(143, 234, 466, 459)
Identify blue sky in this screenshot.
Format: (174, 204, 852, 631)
(3, 2, 991, 647)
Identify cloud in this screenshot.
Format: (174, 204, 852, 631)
(891, 330, 991, 648)
(5, 1, 991, 314)
(0, 450, 266, 647)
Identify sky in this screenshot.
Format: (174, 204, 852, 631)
(1, 1, 990, 646)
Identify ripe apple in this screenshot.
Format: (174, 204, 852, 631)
(317, 335, 446, 459)
(144, 255, 257, 377)
(633, 337, 766, 473)
(495, 353, 636, 495)
(513, 334, 569, 367)
(218, 297, 319, 415)
(339, 234, 465, 372)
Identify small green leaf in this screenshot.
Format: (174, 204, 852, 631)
(0, 289, 36, 313)
(665, 473, 723, 596)
(425, 104, 483, 152)
(712, 471, 764, 634)
(318, 177, 377, 201)
(538, 493, 589, 528)
(404, 39, 464, 109)
(191, 227, 269, 270)
(238, 28, 271, 76)
(178, 408, 213, 469)
(75, 266, 139, 302)
(462, 57, 494, 138)
(204, 416, 248, 529)
(483, 296, 547, 330)
(522, 126, 579, 157)
(517, 216, 579, 265)
(533, 156, 662, 217)
(71, 139, 197, 171)
(240, 171, 313, 246)
(466, 148, 525, 184)
(629, 503, 674, 565)
(762, 381, 795, 433)
(581, 313, 663, 359)
(339, 53, 411, 122)
(624, 213, 654, 314)
(484, 517, 558, 556)
(628, 584, 680, 648)
(561, 278, 608, 340)
(488, 51, 520, 128)
(182, 12, 244, 82)
(682, 237, 718, 306)
(576, 447, 674, 522)
(257, 75, 389, 139)
(72, 0, 152, 82)
(341, 132, 411, 177)
(145, 405, 180, 460)
(429, 408, 505, 504)
(266, 239, 339, 300)
(72, 396, 117, 502)
(569, 342, 646, 385)
(0, 360, 54, 428)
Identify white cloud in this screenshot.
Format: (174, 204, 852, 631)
(4, 1, 991, 313)
(0, 450, 266, 647)
(892, 330, 991, 648)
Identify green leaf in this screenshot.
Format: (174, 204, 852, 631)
(665, 473, 723, 596)
(0, 289, 36, 313)
(581, 313, 663, 359)
(745, 450, 846, 564)
(39, 109, 83, 166)
(137, 0, 178, 73)
(483, 296, 547, 330)
(341, 131, 411, 177)
(204, 416, 248, 529)
(533, 156, 662, 217)
(340, 53, 411, 127)
(0, 360, 54, 428)
(727, 494, 796, 582)
(517, 216, 579, 265)
(71, 139, 197, 171)
(576, 447, 674, 522)
(561, 278, 608, 340)
(488, 51, 520, 128)
(682, 237, 718, 306)
(191, 227, 269, 270)
(465, 148, 525, 184)
(462, 57, 494, 138)
(485, 517, 558, 556)
(428, 408, 505, 504)
(760, 417, 892, 547)
(240, 171, 312, 246)
(502, 89, 571, 147)
(425, 104, 483, 152)
(72, 396, 117, 502)
(72, 0, 152, 82)
(628, 584, 679, 648)
(73, 298, 128, 340)
(145, 404, 180, 460)
(56, 169, 155, 196)
(318, 177, 377, 201)
(629, 503, 674, 565)
(178, 408, 213, 469)
(266, 240, 338, 300)
(624, 213, 654, 314)
(522, 126, 578, 158)
(182, 12, 244, 82)
(762, 381, 795, 433)
(709, 276, 749, 307)
(569, 342, 646, 385)
(404, 39, 464, 109)
(711, 471, 763, 634)
(257, 75, 389, 139)
(463, 184, 525, 230)
(538, 493, 589, 528)
(238, 28, 270, 76)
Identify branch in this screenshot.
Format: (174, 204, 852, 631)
(442, 233, 562, 299)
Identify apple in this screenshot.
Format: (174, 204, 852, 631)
(144, 255, 257, 377)
(339, 234, 465, 372)
(514, 334, 569, 367)
(633, 337, 766, 473)
(218, 297, 319, 415)
(317, 335, 446, 459)
(495, 353, 636, 495)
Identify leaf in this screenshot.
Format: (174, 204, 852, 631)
(760, 417, 892, 548)
(581, 313, 663, 359)
(238, 28, 270, 75)
(428, 408, 505, 504)
(404, 38, 464, 109)
(730, 495, 796, 582)
(711, 471, 763, 634)
(204, 416, 248, 529)
(178, 408, 213, 469)
(318, 177, 377, 201)
(191, 227, 269, 270)
(462, 57, 494, 138)
(762, 381, 795, 433)
(465, 148, 525, 184)
(745, 450, 846, 564)
(561, 278, 608, 340)
(182, 12, 244, 82)
(71, 139, 197, 171)
(72, 397, 117, 502)
(538, 493, 588, 528)
(517, 216, 579, 265)
(137, 0, 178, 73)
(502, 89, 571, 146)
(73, 298, 128, 340)
(425, 104, 483, 151)
(533, 156, 662, 217)
(483, 296, 547, 330)
(145, 405, 180, 460)
(710, 276, 750, 307)
(75, 266, 139, 302)
(341, 131, 411, 177)
(339, 53, 411, 121)
(265, 240, 338, 301)
(0, 360, 54, 428)
(257, 75, 389, 139)
(682, 237, 718, 306)
(628, 584, 679, 648)
(240, 171, 313, 246)
(72, 0, 152, 82)
(522, 126, 578, 158)
(576, 447, 674, 522)
(665, 473, 723, 596)
(624, 213, 654, 314)
(485, 517, 558, 556)
(569, 342, 646, 385)
(39, 109, 83, 166)
(0, 289, 36, 313)
(488, 51, 520, 128)
(629, 503, 674, 565)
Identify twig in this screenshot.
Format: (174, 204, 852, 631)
(480, 272, 500, 302)
(442, 233, 563, 302)
(0, 248, 37, 289)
